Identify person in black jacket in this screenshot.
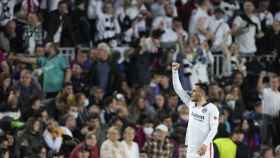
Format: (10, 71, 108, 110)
(45, 0, 76, 47)
(15, 117, 45, 158)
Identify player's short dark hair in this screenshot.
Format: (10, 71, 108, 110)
(195, 83, 208, 95)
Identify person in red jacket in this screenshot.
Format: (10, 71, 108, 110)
(69, 132, 99, 158)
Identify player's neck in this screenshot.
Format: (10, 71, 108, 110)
(196, 98, 207, 107)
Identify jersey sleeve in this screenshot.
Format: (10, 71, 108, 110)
(203, 105, 219, 146)
(172, 69, 190, 105)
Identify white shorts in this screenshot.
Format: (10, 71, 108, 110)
(186, 144, 214, 158)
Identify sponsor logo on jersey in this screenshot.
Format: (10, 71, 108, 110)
(202, 108, 207, 113)
(191, 112, 205, 121)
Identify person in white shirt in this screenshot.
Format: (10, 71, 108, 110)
(188, 0, 213, 43)
(257, 72, 280, 117)
(96, 2, 121, 46)
(257, 72, 280, 146)
(209, 8, 232, 53)
(232, 1, 263, 55)
(172, 62, 219, 158)
(121, 127, 140, 158)
(100, 127, 126, 158)
(43, 118, 63, 153)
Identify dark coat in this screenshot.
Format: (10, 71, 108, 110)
(46, 10, 77, 46)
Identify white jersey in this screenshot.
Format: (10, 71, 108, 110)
(172, 70, 219, 158)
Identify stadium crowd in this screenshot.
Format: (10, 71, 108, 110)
(0, 0, 280, 157)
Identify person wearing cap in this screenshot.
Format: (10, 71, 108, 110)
(142, 124, 174, 158)
(214, 128, 251, 158)
(172, 62, 220, 158)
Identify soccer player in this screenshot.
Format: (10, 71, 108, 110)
(172, 62, 219, 158)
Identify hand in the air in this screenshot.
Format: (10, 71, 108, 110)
(172, 62, 180, 71)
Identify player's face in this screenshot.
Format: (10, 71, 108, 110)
(191, 86, 202, 102)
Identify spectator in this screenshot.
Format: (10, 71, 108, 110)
(15, 117, 45, 158)
(100, 126, 125, 158)
(46, 0, 76, 46)
(96, 2, 121, 46)
(174, 105, 189, 128)
(222, 43, 246, 77)
(0, 89, 21, 120)
(89, 86, 105, 106)
(257, 72, 280, 146)
(15, 69, 43, 114)
(70, 132, 99, 158)
(89, 43, 113, 93)
(142, 124, 174, 158)
(188, 0, 213, 43)
(261, 146, 275, 158)
(232, 0, 263, 56)
(241, 119, 261, 152)
(72, 0, 91, 47)
(71, 63, 87, 93)
(100, 97, 119, 124)
(80, 114, 107, 147)
(153, 94, 169, 119)
(10, 42, 71, 97)
(209, 8, 232, 53)
(134, 116, 155, 150)
(43, 118, 63, 155)
(23, 13, 45, 55)
(214, 128, 251, 158)
(224, 85, 245, 119)
(257, 0, 274, 29)
(128, 96, 155, 124)
(0, 50, 9, 77)
(0, 20, 17, 52)
(56, 82, 75, 115)
(121, 127, 140, 158)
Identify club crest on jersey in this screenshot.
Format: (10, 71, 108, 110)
(202, 108, 207, 113)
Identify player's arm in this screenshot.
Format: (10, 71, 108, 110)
(172, 62, 190, 105)
(203, 105, 219, 146)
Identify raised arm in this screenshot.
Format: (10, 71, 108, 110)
(172, 62, 190, 105)
(9, 54, 37, 65)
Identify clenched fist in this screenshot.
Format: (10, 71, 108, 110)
(172, 62, 180, 71)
